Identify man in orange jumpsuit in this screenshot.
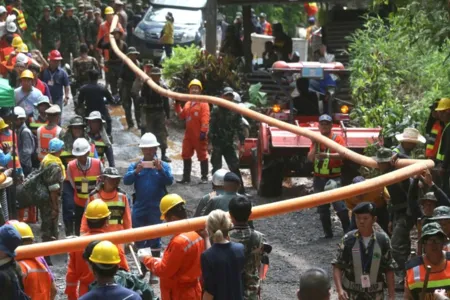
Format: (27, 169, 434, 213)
(65, 199, 129, 300)
(138, 194, 205, 300)
(175, 79, 210, 184)
(80, 167, 131, 234)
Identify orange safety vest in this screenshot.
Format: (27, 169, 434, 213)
(426, 120, 443, 159)
(19, 258, 52, 300)
(12, 8, 27, 31)
(37, 125, 62, 161)
(0, 130, 21, 169)
(28, 117, 48, 136)
(68, 158, 102, 207)
(406, 253, 450, 300)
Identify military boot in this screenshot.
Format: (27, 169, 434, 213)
(337, 210, 350, 233)
(176, 159, 191, 184)
(200, 160, 208, 184)
(320, 213, 333, 239)
(161, 149, 172, 163)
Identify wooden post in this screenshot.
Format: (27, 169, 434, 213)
(204, 0, 218, 56)
(242, 5, 253, 73)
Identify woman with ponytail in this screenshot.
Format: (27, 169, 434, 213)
(201, 210, 245, 300)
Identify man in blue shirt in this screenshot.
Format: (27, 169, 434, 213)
(123, 132, 173, 257)
(41, 50, 70, 113)
(14, 70, 43, 117)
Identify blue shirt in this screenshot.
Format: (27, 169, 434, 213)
(79, 284, 140, 300)
(41, 67, 69, 101)
(123, 158, 173, 217)
(0, 149, 11, 167)
(14, 87, 43, 117)
(201, 242, 246, 300)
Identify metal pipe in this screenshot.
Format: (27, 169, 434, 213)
(128, 245, 143, 277)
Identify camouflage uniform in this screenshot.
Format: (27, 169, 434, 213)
(56, 8, 82, 66)
(230, 225, 264, 299)
(36, 14, 57, 57)
(73, 55, 100, 87)
(332, 230, 397, 300)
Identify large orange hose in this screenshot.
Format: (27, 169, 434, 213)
(13, 16, 434, 259)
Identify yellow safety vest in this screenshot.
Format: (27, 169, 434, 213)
(436, 122, 450, 162)
(12, 8, 27, 31)
(314, 134, 341, 176)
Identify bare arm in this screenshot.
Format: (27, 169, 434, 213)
(307, 144, 316, 162)
(333, 266, 348, 300)
(386, 270, 395, 300)
(203, 291, 214, 300)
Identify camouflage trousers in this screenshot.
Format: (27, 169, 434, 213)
(211, 144, 239, 175)
(142, 110, 168, 150)
(60, 41, 80, 67)
(120, 81, 140, 127)
(38, 198, 58, 242)
(345, 290, 384, 300)
(391, 211, 414, 278)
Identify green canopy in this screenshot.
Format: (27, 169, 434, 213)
(0, 78, 14, 107)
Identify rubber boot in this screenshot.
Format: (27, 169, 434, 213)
(26, 206, 37, 224)
(337, 210, 350, 233)
(176, 159, 191, 183)
(64, 220, 74, 237)
(161, 148, 172, 163)
(320, 213, 333, 238)
(200, 160, 208, 184)
(149, 250, 161, 284)
(18, 208, 26, 222)
(232, 169, 247, 195)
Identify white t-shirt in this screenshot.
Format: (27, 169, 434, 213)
(362, 236, 371, 248)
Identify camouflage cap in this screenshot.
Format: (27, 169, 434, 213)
(86, 6, 93, 12)
(43, 5, 51, 11)
(373, 147, 393, 163)
(420, 222, 447, 241)
(102, 167, 122, 179)
(420, 192, 437, 202)
(65, 3, 75, 10)
(55, 1, 64, 7)
(68, 115, 85, 127)
(430, 206, 450, 221)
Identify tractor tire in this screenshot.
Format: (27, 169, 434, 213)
(258, 157, 283, 198)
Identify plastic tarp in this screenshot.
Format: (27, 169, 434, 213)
(0, 78, 14, 107)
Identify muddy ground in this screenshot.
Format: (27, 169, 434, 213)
(28, 99, 404, 299)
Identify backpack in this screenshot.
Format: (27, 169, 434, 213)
(16, 165, 55, 208)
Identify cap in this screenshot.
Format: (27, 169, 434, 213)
(353, 202, 376, 216)
(102, 167, 122, 179)
(0, 6, 7, 14)
(68, 116, 85, 127)
(222, 87, 234, 96)
(48, 138, 64, 153)
(430, 206, 450, 221)
(420, 222, 447, 241)
(373, 148, 394, 163)
(151, 67, 161, 75)
(43, 5, 50, 11)
(318, 114, 332, 123)
(259, 12, 267, 18)
(45, 104, 61, 114)
(94, 8, 101, 15)
(85, 111, 105, 122)
(65, 3, 75, 10)
(212, 169, 228, 186)
(35, 96, 51, 107)
(126, 47, 140, 56)
(224, 172, 241, 184)
(0, 225, 22, 257)
(421, 192, 437, 202)
(112, 27, 123, 35)
(324, 179, 338, 191)
(352, 176, 365, 184)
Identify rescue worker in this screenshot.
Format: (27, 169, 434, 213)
(209, 87, 246, 191)
(41, 50, 70, 110)
(80, 240, 139, 300)
(140, 66, 171, 162)
(425, 101, 443, 160)
(13, 106, 33, 177)
(80, 167, 131, 234)
(86, 111, 114, 166)
(14, 70, 43, 117)
(37, 105, 63, 162)
(435, 98, 450, 195)
(259, 13, 272, 35)
(307, 114, 350, 238)
(175, 79, 210, 184)
(65, 200, 130, 299)
(35, 5, 56, 57)
(9, 0, 27, 33)
(332, 202, 396, 300)
(56, 3, 83, 67)
(194, 168, 228, 217)
(12, 222, 57, 300)
(72, 43, 100, 94)
(124, 132, 173, 280)
(120, 47, 140, 129)
(0, 117, 22, 176)
(29, 96, 51, 135)
(53, 1, 64, 19)
(405, 222, 450, 299)
(66, 138, 104, 236)
(138, 194, 205, 299)
(392, 127, 425, 158)
(430, 206, 450, 250)
(204, 172, 242, 216)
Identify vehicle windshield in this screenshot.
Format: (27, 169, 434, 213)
(144, 7, 200, 25)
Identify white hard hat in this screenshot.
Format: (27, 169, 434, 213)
(0, 6, 7, 15)
(13, 106, 26, 118)
(72, 138, 91, 156)
(212, 169, 228, 186)
(232, 92, 242, 103)
(15, 53, 29, 65)
(139, 132, 160, 148)
(6, 21, 16, 33)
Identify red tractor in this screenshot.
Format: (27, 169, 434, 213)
(240, 61, 382, 197)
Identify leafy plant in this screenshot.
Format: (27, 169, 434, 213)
(248, 83, 267, 107)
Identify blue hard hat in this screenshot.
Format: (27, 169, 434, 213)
(308, 17, 316, 23)
(319, 114, 332, 123)
(49, 138, 64, 153)
(0, 225, 22, 257)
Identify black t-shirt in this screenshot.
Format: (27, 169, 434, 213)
(78, 83, 113, 117)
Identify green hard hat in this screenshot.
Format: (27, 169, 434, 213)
(430, 206, 450, 221)
(68, 116, 85, 127)
(420, 222, 447, 241)
(373, 147, 393, 163)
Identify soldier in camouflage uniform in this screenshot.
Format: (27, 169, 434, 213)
(35, 5, 56, 57)
(140, 67, 171, 162)
(332, 202, 396, 300)
(53, 1, 64, 19)
(208, 87, 246, 192)
(77, 0, 86, 22)
(229, 195, 265, 299)
(56, 4, 83, 67)
(73, 43, 100, 95)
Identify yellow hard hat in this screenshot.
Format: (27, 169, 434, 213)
(160, 193, 186, 220)
(0, 118, 8, 130)
(12, 222, 34, 239)
(16, 43, 28, 53)
(20, 70, 34, 80)
(104, 6, 114, 14)
(188, 79, 203, 91)
(89, 240, 121, 265)
(12, 36, 23, 48)
(85, 199, 111, 220)
(436, 98, 450, 111)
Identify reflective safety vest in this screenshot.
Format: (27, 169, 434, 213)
(0, 130, 21, 169)
(342, 234, 384, 294)
(28, 117, 48, 136)
(91, 191, 126, 226)
(68, 158, 102, 207)
(436, 122, 450, 162)
(19, 258, 52, 300)
(12, 8, 27, 31)
(61, 143, 96, 168)
(406, 253, 450, 300)
(427, 121, 444, 159)
(314, 134, 342, 177)
(37, 125, 62, 161)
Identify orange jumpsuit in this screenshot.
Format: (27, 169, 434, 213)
(79, 189, 132, 234)
(143, 231, 204, 300)
(65, 228, 129, 300)
(175, 102, 210, 161)
(18, 257, 53, 300)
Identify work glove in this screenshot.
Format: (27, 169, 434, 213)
(137, 248, 152, 263)
(200, 132, 207, 141)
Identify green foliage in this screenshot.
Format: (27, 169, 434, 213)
(248, 83, 267, 107)
(161, 45, 247, 96)
(347, 3, 450, 147)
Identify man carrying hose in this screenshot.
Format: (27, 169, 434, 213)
(404, 222, 450, 299)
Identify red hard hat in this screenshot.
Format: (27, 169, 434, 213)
(48, 50, 63, 61)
